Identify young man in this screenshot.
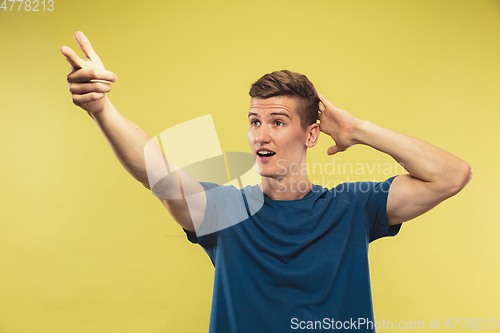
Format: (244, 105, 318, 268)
(61, 31, 472, 332)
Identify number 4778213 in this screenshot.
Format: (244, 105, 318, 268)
(0, 0, 54, 11)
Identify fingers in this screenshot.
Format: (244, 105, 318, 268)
(67, 67, 117, 83)
(327, 145, 342, 156)
(71, 92, 105, 106)
(69, 81, 112, 94)
(317, 93, 336, 109)
(60, 45, 85, 71)
(73, 31, 100, 62)
(319, 100, 326, 112)
(317, 100, 325, 120)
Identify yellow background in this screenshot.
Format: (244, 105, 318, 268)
(1, 0, 499, 332)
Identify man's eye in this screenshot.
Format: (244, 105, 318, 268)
(275, 120, 284, 126)
(251, 120, 260, 126)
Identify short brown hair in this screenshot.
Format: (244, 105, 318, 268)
(249, 70, 320, 130)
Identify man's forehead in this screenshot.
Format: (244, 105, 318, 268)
(249, 96, 297, 114)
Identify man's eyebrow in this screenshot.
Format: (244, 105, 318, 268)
(270, 112, 291, 119)
(247, 111, 291, 118)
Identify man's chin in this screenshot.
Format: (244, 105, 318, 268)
(258, 171, 283, 179)
(256, 164, 287, 179)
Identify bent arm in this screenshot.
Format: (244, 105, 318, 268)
(353, 120, 473, 225)
(317, 93, 472, 226)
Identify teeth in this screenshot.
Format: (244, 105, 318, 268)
(258, 150, 274, 156)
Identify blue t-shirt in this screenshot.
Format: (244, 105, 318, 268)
(183, 176, 401, 332)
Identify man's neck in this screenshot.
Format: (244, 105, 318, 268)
(259, 174, 312, 201)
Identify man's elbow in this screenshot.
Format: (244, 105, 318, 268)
(446, 161, 473, 196)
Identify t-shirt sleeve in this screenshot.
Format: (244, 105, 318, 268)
(181, 182, 219, 266)
(362, 175, 402, 242)
(182, 182, 264, 267)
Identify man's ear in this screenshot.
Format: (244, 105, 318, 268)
(305, 123, 320, 148)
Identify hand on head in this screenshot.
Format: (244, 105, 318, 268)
(317, 93, 363, 155)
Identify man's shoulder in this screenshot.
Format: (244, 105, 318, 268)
(332, 176, 396, 190)
(196, 181, 264, 236)
(200, 181, 260, 195)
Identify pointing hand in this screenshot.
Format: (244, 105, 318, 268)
(60, 31, 117, 114)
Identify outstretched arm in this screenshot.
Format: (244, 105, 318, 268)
(60, 31, 204, 232)
(317, 93, 472, 226)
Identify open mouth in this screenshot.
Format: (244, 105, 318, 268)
(257, 149, 276, 157)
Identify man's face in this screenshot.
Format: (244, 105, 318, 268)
(247, 95, 311, 179)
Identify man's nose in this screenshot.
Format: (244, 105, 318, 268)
(255, 125, 271, 143)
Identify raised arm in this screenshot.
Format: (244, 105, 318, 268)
(317, 93, 472, 226)
(60, 31, 204, 232)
